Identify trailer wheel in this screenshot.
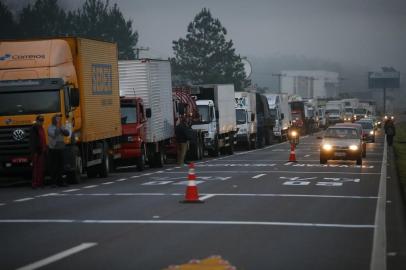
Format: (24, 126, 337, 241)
(136, 146, 145, 171)
(98, 143, 110, 178)
(68, 146, 82, 184)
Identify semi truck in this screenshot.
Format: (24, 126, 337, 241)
(118, 59, 174, 167)
(235, 91, 257, 149)
(266, 93, 291, 141)
(289, 96, 306, 134)
(191, 84, 236, 156)
(0, 37, 122, 182)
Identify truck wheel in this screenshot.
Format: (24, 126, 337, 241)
(136, 146, 145, 171)
(98, 143, 110, 178)
(68, 147, 82, 184)
(209, 139, 220, 157)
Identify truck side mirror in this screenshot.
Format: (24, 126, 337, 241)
(281, 113, 284, 120)
(70, 88, 80, 107)
(251, 113, 255, 122)
(146, 108, 152, 118)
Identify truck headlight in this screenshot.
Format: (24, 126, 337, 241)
(369, 130, 374, 135)
(322, 144, 332, 151)
(349, 145, 359, 151)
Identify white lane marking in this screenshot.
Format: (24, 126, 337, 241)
(57, 192, 378, 199)
(370, 136, 387, 270)
(14, 198, 34, 202)
(16, 242, 97, 270)
(116, 178, 127, 182)
(164, 170, 381, 175)
(165, 168, 173, 171)
(0, 203, 5, 206)
(62, 189, 80, 193)
(0, 219, 374, 229)
(199, 194, 216, 201)
(101, 182, 114, 185)
(83, 185, 98, 189)
(252, 173, 266, 179)
(304, 155, 311, 157)
(130, 175, 140, 179)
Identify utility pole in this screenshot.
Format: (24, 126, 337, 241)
(135, 47, 149, 59)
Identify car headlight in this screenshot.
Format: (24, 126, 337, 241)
(322, 144, 332, 151)
(377, 121, 381, 124)
(349, 145, 359, 151)
(369, 130, 374, 135)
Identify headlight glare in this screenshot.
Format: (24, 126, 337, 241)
(322, 144, 332, 151)
(369, 130, 374, 135)
(349, 145, 359, 151)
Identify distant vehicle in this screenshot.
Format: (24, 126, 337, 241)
(320, 126, 363, 165)
(356, 120, 375, 142)
(289, 99, 306, 134)
(266, 93, 291, 141)
(235, 92, 257, 149)
(336, 123, 366, 157)
(325, 100, 344, 124)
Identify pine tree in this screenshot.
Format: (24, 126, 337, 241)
(172, 8, 246, 90)
(0, 1, 18, 39)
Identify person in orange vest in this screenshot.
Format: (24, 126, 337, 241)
(29, 115, 47, 189)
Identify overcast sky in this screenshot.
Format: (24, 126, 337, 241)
(6, 0, 406, 70)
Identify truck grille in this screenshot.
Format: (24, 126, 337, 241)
(0, 125, 31, 157)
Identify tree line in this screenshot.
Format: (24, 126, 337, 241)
(0, 1, 247, 89)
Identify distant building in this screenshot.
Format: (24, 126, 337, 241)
(280, 70, 340, 98)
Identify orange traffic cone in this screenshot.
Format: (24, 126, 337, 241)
(181, 162, 204, 203)
(288, 143, 297, 162)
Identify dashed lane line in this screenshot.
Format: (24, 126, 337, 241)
(14, 198, 34, 202)
(252, 173, 266, 179)
(16, 242, 97, 270)
(102, 182, 114, 185)
(0, 203, 5, 206)
(130, 175, 140, 179)
(199, 194, 216, 201)
(83, 185, 98, 189)
(62, 189, 80, 193)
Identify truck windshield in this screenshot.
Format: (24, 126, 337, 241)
(197, 105, 210, 123)
(354, 108, 367, 114)
(120, 106, 137, 124)
(236, 109, 246, 124)
(0, 90, 60, 116)
(345, 108, 353, 113)
(324, 128, 359, 139)
(326, 109, 340, 114)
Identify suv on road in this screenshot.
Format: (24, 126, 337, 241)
(320, 126, 363, 165)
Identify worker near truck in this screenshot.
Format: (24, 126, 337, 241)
(384, 118, 396, 146)
(47, 114, 70, 187)
(175, 117, 191, 166)
(29, 115, 46, 189)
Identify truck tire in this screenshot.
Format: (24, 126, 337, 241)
(209, 138, 220, 157)
(136, 146, 145, 171)
(98, 143, 110, 178)
(68, 146, 82, 184)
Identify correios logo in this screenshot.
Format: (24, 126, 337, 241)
(0, 53, 45, 61)
(0, 54, 11, 61)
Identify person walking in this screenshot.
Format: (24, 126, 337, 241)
(47, 114, 70, 187)
(29, 115, 46, 189)
(175, 117, 190, 166)
(384, 118, 396, 146)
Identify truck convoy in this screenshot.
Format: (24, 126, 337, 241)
(266, 93, 291, 141)
(118, 59, 174, 168)
(235, 91, 257, 149)
(191, 84, 237, 156)
(0, 37, 122, 182)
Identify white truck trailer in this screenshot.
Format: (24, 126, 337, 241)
(325, 100, 344, 124)
(118, 59, 174, 167)
(266, 93, 291, 141)
(191, 84, 237, 156)
(235, 92, 257, 149)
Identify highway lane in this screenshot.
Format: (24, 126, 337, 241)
(0, 131, 386, 269)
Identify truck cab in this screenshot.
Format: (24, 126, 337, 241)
(193, 99, 217, 151)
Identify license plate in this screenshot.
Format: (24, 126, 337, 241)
(334, 152, 346, 157)
(12, 157, 29, 164)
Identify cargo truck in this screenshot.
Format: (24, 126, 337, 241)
(325, 100, 344, 124)
(191, 84, 236, 156)
(266, 93, 291, 141)
(0, 37, 122, 182)
(118, 59, 174, 167)
(289, 96, 306, 134)
(235, 91, 257, 149)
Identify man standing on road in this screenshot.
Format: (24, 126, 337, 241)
(47, 114, 70, 187)
(384, 118, 396, 146)
(29, 115, 46, 189)
(175, 117, 191, 166)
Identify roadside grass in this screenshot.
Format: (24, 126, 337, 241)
(394, 122, 406, 198)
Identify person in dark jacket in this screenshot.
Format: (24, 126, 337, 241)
(175, 117, 191, 166)
(29, 115, 47, 188)
(47, 114, 70, 186)
(384, 119, 396, 146)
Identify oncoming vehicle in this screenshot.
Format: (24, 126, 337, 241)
(336, 123, 366, 157)
(320, 126, 363, 165)
(356, 120, 375, 143)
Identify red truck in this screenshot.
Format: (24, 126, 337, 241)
(117, 97, 147, 170)
(289, 100, 306, 135)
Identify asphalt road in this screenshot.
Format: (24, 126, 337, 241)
(0, 130, 387, 270)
